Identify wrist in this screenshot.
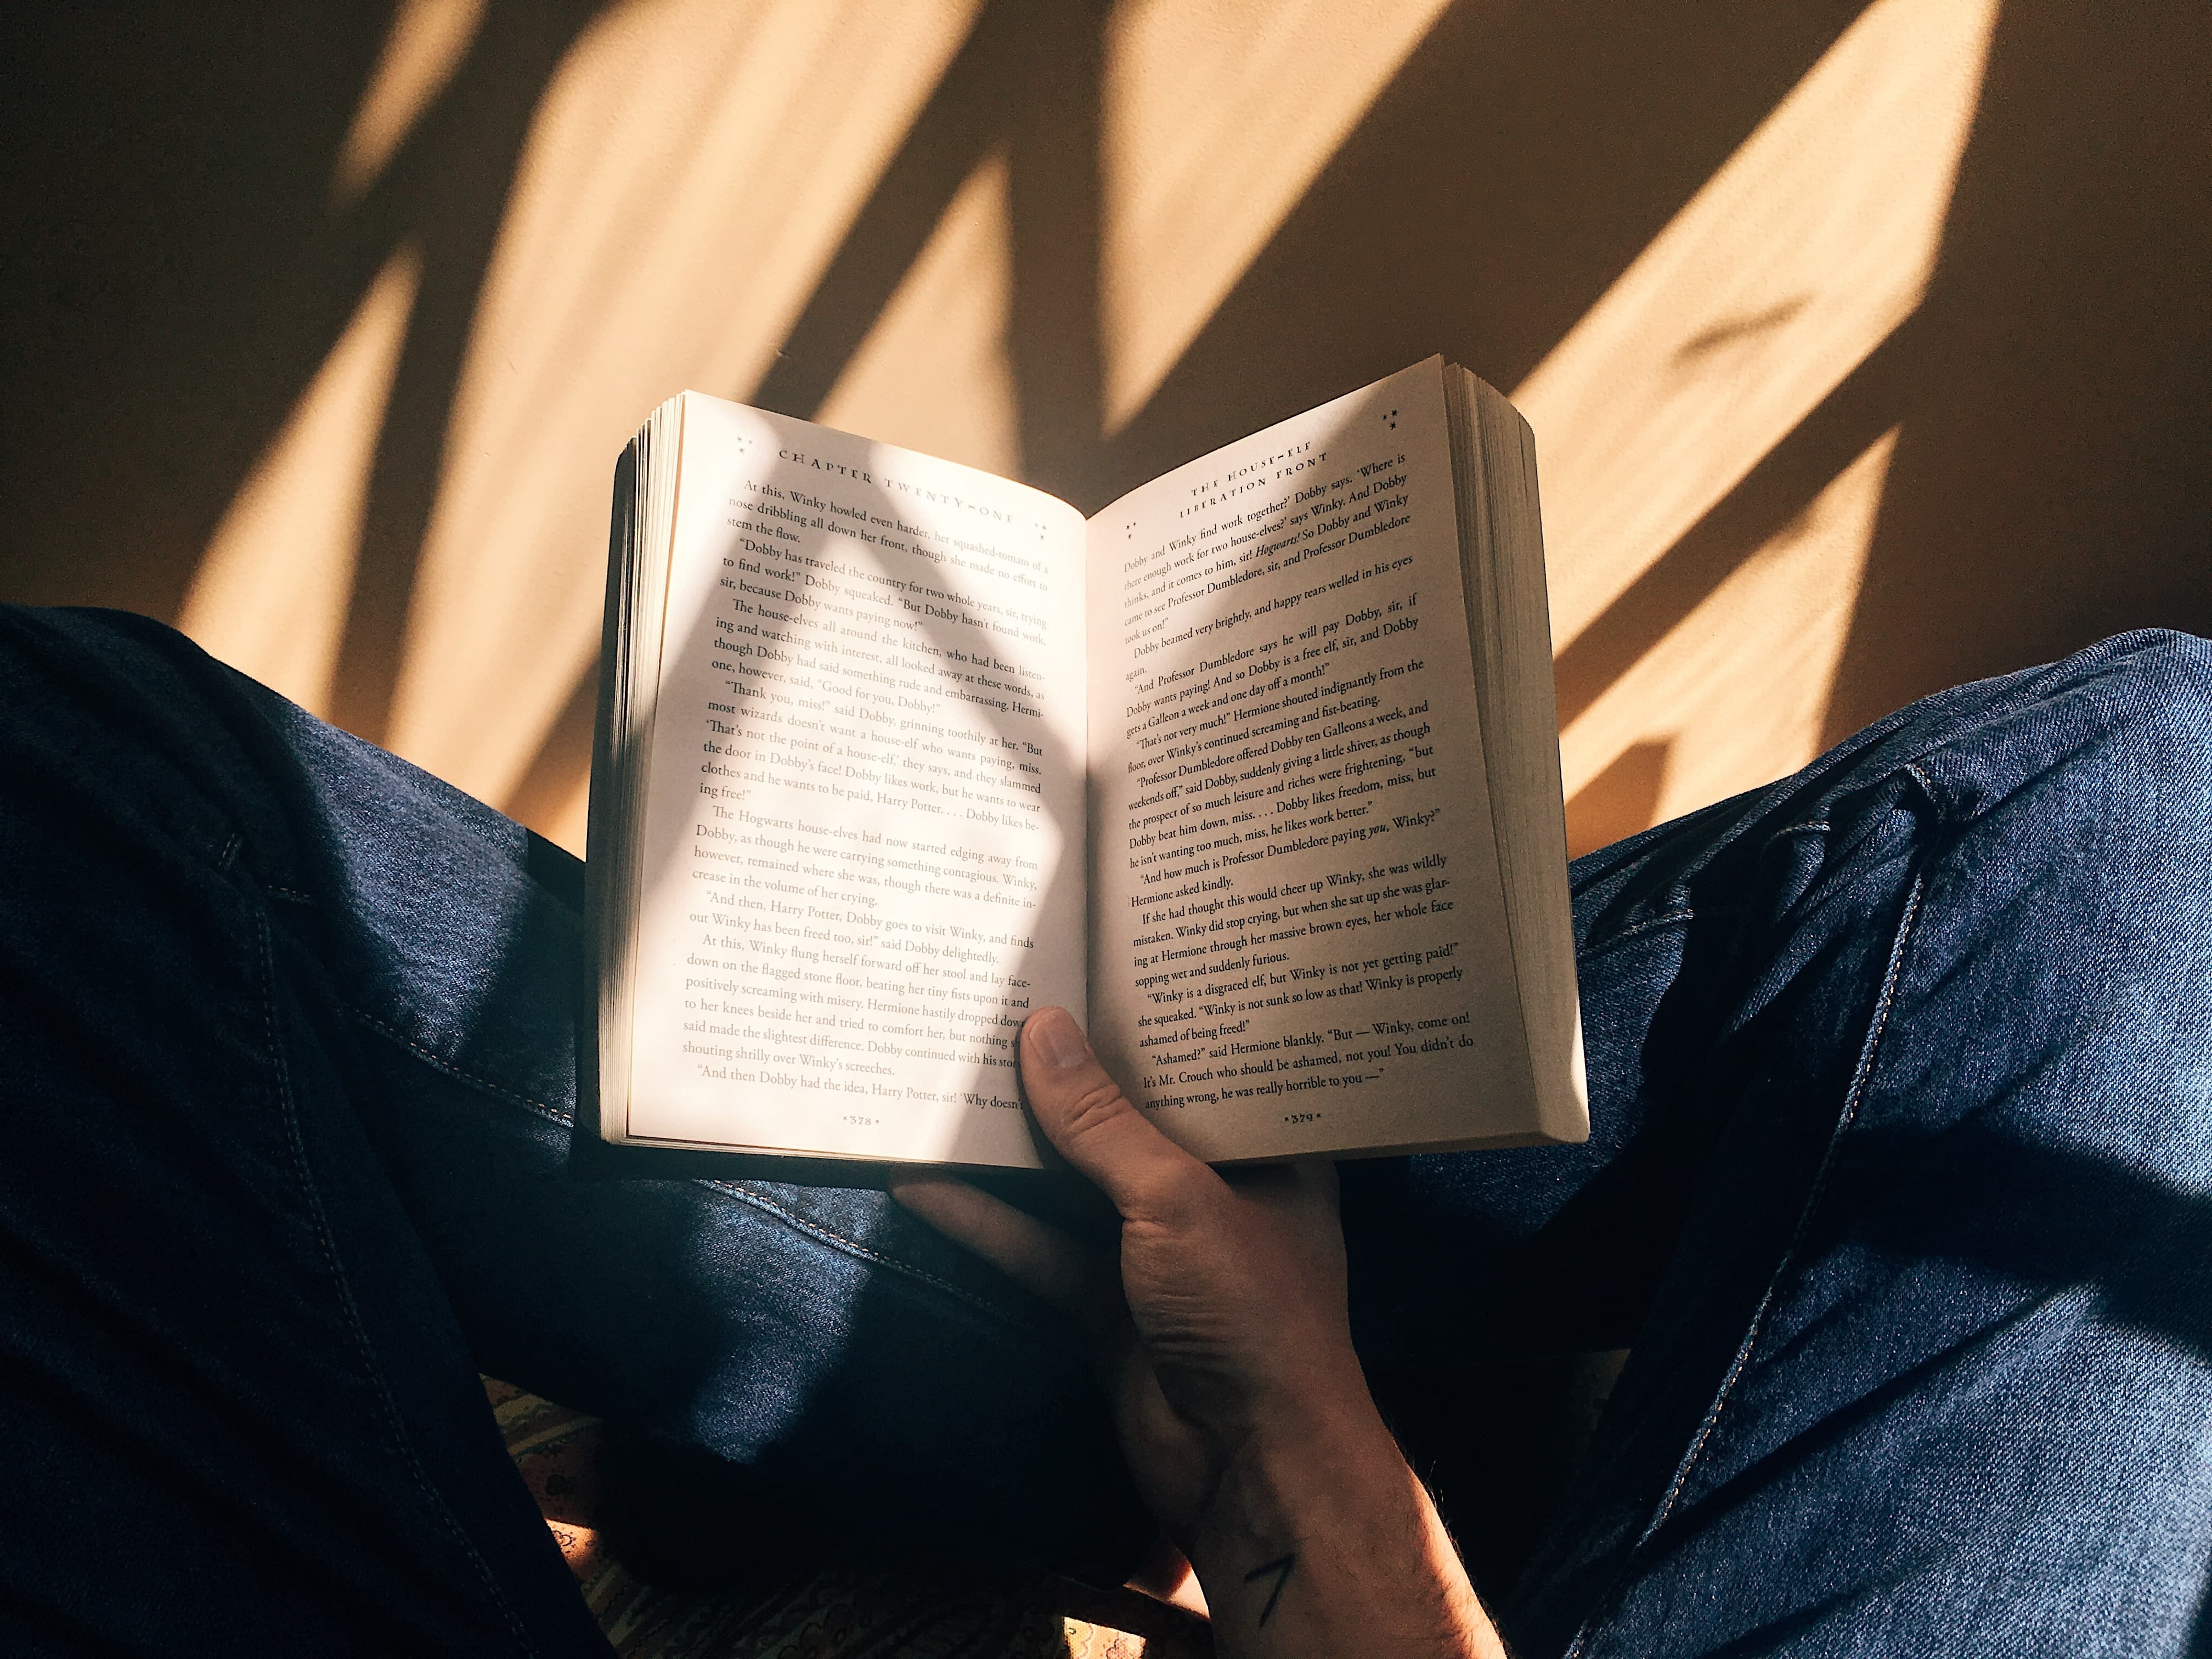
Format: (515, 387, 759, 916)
(1186, 1393, 1498, 1658)
(1185, 1389, 1396, 1581)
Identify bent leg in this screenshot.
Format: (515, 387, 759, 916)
(0, 606, 1139, 1650)
(1344, 630, 2212, 1655)
(0, 609, 611, 1653)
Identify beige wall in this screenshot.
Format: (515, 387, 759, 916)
(4, 0, 2205, 857)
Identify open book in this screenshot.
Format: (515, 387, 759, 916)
(588, 358, 1585, 1170)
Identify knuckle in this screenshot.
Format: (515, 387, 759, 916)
(1056, 1077, 1132, 1143)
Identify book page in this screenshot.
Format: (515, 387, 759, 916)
(1086, 360, 1533, 1161)
(625, 396, 1086, 1166)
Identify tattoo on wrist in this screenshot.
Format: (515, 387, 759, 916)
(1244, 1553, 1297, 1627)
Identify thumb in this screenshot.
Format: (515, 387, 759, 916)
(1021, 1007, 1217, 1223)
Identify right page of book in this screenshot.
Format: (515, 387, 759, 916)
(1086, 358, 1536, 1161)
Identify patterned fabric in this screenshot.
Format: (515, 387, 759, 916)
(487, 1381, 1209, 1658)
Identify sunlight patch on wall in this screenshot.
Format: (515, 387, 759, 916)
(817, 149, 1019, 478)
(379, 0, 985, 819)
(334, 0, 488, 205)
(1098, 0, 1452, 435)
(1517, 0, 1999, 654)
(178, 243, 421, 715)
(1560, 428, 1900, 840)
(526, 757, 594, 855)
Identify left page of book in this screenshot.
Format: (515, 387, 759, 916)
(619, 394, 1088, 1167)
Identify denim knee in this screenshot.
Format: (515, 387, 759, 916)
(1896, 628, 2211, 846)
(2065, 625, 2212, 792)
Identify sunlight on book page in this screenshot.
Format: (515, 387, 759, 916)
(624, 398, 1087, 1165)
(1085, 360, 1547, 1161)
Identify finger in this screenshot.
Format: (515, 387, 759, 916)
(887, 1173, 1099, 1309)
(1019, 1007, 1218, 1222)
(1127, 1537, 1209, 1618)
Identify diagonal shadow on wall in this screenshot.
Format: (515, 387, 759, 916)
(502, 0, 1873, 826)
(0, 0, 618, 749)
(1549, 315, 1928, 734)
(1, 3, 405, 615)
(509, 0, 1106, 826)
(752, 0, 1105, 504)
(1819, 1, 2212, 741)
(1091, 0, 1874, 512)
(322, 0, 615, 745)
(12, 0, 2204, 849)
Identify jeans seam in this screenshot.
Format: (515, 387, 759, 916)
(262, 922, 540, 1659)
(1562, 867, 1929, 1659)
(346, 1011, 1028, 1330)
(1579, 910, 1697, 958)
(1601, 909, 1696, 944)
(347, 1008, 576, 1130)
(1899, 760, 1948, 822)
(1579, 904, 1751, 961)
(699, 1180, 1022, 1327)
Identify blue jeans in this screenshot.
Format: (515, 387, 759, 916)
(1, 605, 2206, 1656)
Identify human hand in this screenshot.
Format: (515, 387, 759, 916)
(891, 1003, 1367, 1542)
(891, 1007, 1501, 1657)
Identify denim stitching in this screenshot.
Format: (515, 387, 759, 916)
(347, 1008, 573, 1130)
(1562, 869, 1928, 1658)
(1582, 902, 1762, 961)
(1585, 909, 1696, 951)
(700, 1181, 1021, 1324)
(1900, 760, 1946, 821)
(267, 886, 317, 905)
(258, 918, 539, 1658)
(346, 1011, 1026, 1329)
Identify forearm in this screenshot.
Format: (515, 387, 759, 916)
(1187, 1397, 1505, 1659)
